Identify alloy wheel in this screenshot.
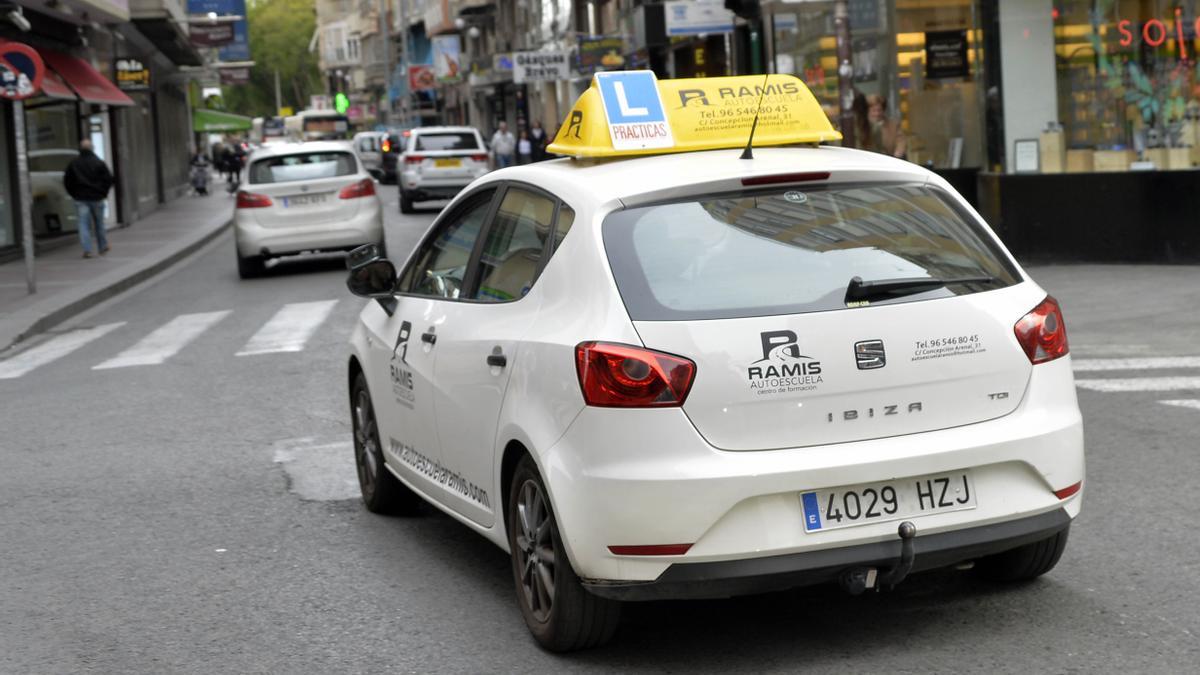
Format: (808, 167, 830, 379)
(515, 479, 556, 623)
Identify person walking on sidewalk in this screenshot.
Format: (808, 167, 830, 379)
(63, 139, 114, 259)
(490, 121, 516, 169)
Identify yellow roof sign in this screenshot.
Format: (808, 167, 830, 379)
(547, 71, 842, 159)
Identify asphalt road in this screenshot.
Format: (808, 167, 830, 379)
(2, 187, 1197, 673)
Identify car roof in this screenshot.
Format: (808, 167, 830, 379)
(248, 140, 356, 160)
(473, 145, 933, 208)
(410, 126, 480, 135)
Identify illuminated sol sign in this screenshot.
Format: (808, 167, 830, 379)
(1117, 8, 1200, 57)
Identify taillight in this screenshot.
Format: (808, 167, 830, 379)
(470, 153, 488, 162)
(339, 178, 376, 199)
(236, 190, 273, 208)
(575, 342, 696, 407)
(1014, 296, 1069, 364)
(405, 154, 425, 164)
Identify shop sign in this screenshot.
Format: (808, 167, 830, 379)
(1117, 10, 1200, 56)
(0, 41, 45, 100)
(218, 0, 251, 63)
(578, 36, 625, 75)
(513, 51, 568, 84)
(310, 94, 331, 110)
(494, 54, 513, 71)
(925, 30, 968, 80)
(115, 58, 150, 90)
(219, 66, 251, 85)
(432, 35, 461, 82)
(190, 22, 236, 48)
(664, 0, 734, 37)
(409, 65, 436, 91)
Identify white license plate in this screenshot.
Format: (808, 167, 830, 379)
(282, 193, 328, 207)
(801, 470, 976, 533)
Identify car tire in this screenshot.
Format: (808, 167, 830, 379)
(351, 372, 422, 516)
(507, 454, 620, 652)
(236, 253, 264, 279)
(399, 190, 415, 214)
(975, 527, 1069, 582)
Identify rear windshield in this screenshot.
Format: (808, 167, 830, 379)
(414, 132, 480, 152)
(603, 183, 1020, 321)
(249, 152, 356, 184)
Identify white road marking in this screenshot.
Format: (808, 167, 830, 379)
(237, 300, 339, 356)
(0, 323, 126, 379)
(1073, 357, 1200, 372)
(272, 436, 359, 501)
(1075, 377, 1200, 393)
(1160, 400, 1200, 411)
(93, 311, 231, 369)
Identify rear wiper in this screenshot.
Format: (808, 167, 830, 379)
(845, 275, 999, 304)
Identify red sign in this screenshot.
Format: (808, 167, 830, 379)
(191, 23, 236, 48)
(409, 65, 435, 91)
(1117, 9, 1198, 58)
(219, 66, 251, 85)
(0, 41, 45, 100)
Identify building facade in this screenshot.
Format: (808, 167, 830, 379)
(0, 0, 199, 262)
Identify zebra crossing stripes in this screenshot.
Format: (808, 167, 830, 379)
(1072, 357, 1200, 411)
(1160, 400, 1200, 411)
(236, 300, 340, 356)
(93, 311, 232, 370)
(1073, 377, 1200, 393)
(0, 323, 126, 380)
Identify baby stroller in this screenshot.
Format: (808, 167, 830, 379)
(190, 156, 211, 196)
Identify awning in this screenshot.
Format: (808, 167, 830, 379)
(193, 108, 253, 133)
(39, 68, 75, 100)
(36, 47, 135, 107)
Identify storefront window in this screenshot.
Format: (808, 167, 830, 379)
(24, 102, 80, 238)
(1054, 0, 1200, 170)
(772, 0, 985, 168)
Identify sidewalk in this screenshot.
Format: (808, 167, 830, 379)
(0, 193, 233, 353)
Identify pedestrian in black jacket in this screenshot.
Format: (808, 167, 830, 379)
(63, 139, 115, 258)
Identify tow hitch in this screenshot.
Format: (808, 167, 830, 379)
(839, 521, 917, 595)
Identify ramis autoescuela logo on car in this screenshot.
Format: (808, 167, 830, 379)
(746, 330, 824, 395)
(854, 339, 886, 370)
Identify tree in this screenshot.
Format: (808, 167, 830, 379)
(224, 0, 321, 117)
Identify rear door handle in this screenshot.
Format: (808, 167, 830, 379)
(486, 353, 507, 368)
(421, 331, 437, 345)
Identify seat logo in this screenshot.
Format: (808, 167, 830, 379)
(855, 339, 886, 370)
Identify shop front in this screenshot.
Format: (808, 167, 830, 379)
(767, 0, 1200, 263)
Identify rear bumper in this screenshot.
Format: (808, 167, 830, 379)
(584, 508, 1070, 600)
(538, 357, 1084, 587)
(234, 205, 383, 258)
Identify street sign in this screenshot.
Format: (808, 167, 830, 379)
(0, 41, 45, 100)
(190, 23, 236, 48)
(115, 58, 150, 90)
(513, 51, 568, 84)
(664, 0, 734, 36)
(594, 71, 674, 152)
(219, 66, 251, 85)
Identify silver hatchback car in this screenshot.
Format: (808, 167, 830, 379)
(234, 141, 385, 278)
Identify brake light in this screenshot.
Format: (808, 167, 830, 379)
(470, 153, 488, 162)
(1054, 481, 1082, 500)
(1014, 296, 1069, 364)
(608, 544, 693, 556)
(741, 171, 830, 187)
(339, 178, 376, 199)
(405, 154, 425, 164)
(235, 190, 273, 208)
(575, 342, 696, 407)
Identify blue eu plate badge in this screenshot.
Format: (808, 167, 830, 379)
(801, 492, 823, 531)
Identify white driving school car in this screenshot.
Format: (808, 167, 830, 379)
(343, 73, 1084, 652)
(234, 141, 384, 278)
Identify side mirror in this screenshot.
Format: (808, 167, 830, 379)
(346, 244, 397, 298)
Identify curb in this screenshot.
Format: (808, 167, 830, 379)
(0, 218, 233, 354)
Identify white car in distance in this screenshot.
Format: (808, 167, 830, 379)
(398, 126, 489, 214)
(234, 141, 384, 278)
